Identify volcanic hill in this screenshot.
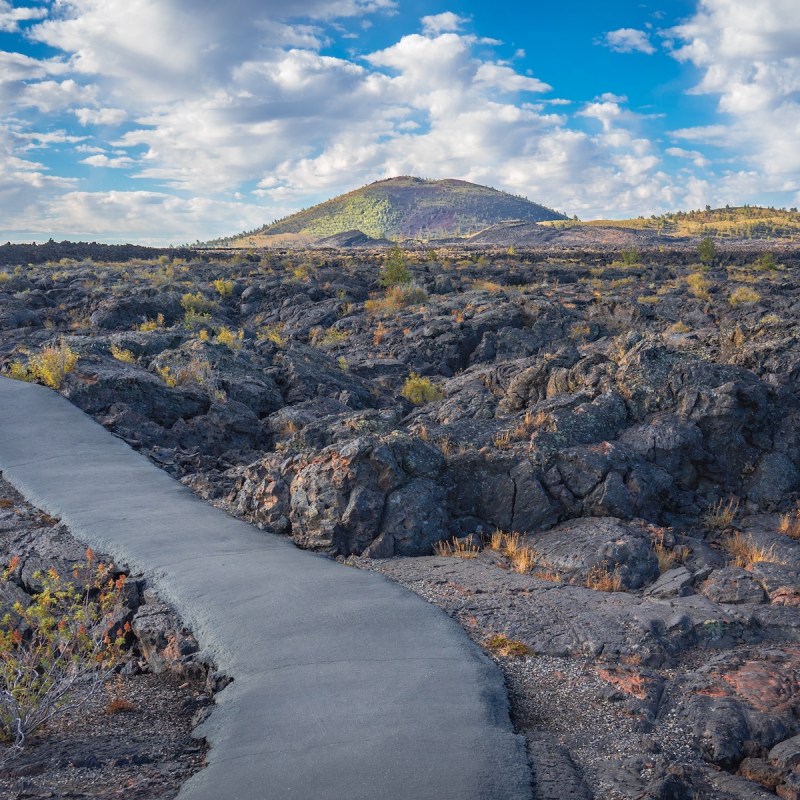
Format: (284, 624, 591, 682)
(227, 176, 567, 246)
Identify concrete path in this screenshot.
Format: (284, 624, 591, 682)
(0, 377, 532, 800)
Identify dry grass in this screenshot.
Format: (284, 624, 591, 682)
(729, 286, 761, 306)
(433, 536, 479, 559)
(703, 498, 739, 530)
(494, 429, 513, 449)
(585, 564, 623, 592)
(488, 530, 539, 574)
(686, 272, 711, 301)
(484, 634, 530, 658)
(778, 511, 800, 539)
(373, 321, 389, 345)
(722, 532, 785, 568)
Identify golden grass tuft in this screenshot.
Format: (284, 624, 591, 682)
(722, 532, 785, 568)
(778, 511, 800, 539)
(433, 536, 479, 559)
(585, 564, 623, 592)
(703, 498, 739, 530)
(484, 634, 530, 658)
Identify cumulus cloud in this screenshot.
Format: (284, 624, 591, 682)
(668, 0, 800, 186)
(602, 28, 656, 55)
(80, 153, 135, 168)
(75, 107, 127, 126)
(2, 0, 781, 243)
(0, 1, 47, 33)
(420, 12, 470, 36)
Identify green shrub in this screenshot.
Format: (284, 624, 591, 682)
(379, 245, 411, 287)
(401, 373, 442, 405)
(699, 237, 716, 265)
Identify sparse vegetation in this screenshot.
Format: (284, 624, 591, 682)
(401, 373, 442, 405)
(585, 564, 622, 592)
(8, 339, 79, 389)
(0, 551, 127, 756)
(138, 313, 164, 332)
(729, 286, 761, 306)
(181, 292, 217, 316)
(722, 532, 784, 568)
(212, 278, 234, 297)
(704, 498, 739, 530)
(378, 245, 411, 287)
(777, 512, 800, 539)
(216, 326, 244, 351)
(484, 634, 530, 658)
(686, 273, 712, 300)
(433, 537, 479, 559)
(258, 323, 286, 346)
(109, 344, 136, 364)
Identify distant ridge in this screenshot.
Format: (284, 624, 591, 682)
(223, 176, 567, 245)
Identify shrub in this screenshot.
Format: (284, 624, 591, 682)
(183, 309, 212, 329)
(378, 245, 411, 287)
(180, 292, 217, 315)
(212, 279, 234, 298)
(109, 344, 136, 364)
(753, 251, 777, 271)
(258, 323, 285, 347)
(401, 373, 442, 405)
(138, 313, 164, 332)
(619, 248, 640, 267)
(8, 339, 79, 389)
(699, 237, 716, 265)
(686, 273, 711, 301)
(729, 286, 761, 306)
(778, 512, 800, 539)
(216, 326, 243, 351)
(0, 550, 127, 757)
(312, 327, 350, 348)
(365, 283, 428, 314)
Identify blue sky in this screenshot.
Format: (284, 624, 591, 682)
(1, 0, 798, 244)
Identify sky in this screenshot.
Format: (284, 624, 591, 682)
(1, 0, 799, 245)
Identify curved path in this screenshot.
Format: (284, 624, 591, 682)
(0, 377, 531, 800)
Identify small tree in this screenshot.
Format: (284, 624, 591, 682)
(379, 245, 411, 287)
(0, 550, 128, 760)
(699, 237, 716, 265)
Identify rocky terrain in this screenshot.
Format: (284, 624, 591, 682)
(2, 242, 800, 798)
(0, 476, 216, 799)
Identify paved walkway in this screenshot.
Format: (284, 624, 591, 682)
(0, 377, 531, 800)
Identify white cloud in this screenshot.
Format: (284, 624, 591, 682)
(420, 12, 469, 36)
(80, 153, 134, 168)
(0, 1, 47, 33)
(668, 0, 800, 186)
(75, 107, 128, 126)
(2, 0, 786, 243)
(666, 147, 711, 168)
(603, 28, 656, 55)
